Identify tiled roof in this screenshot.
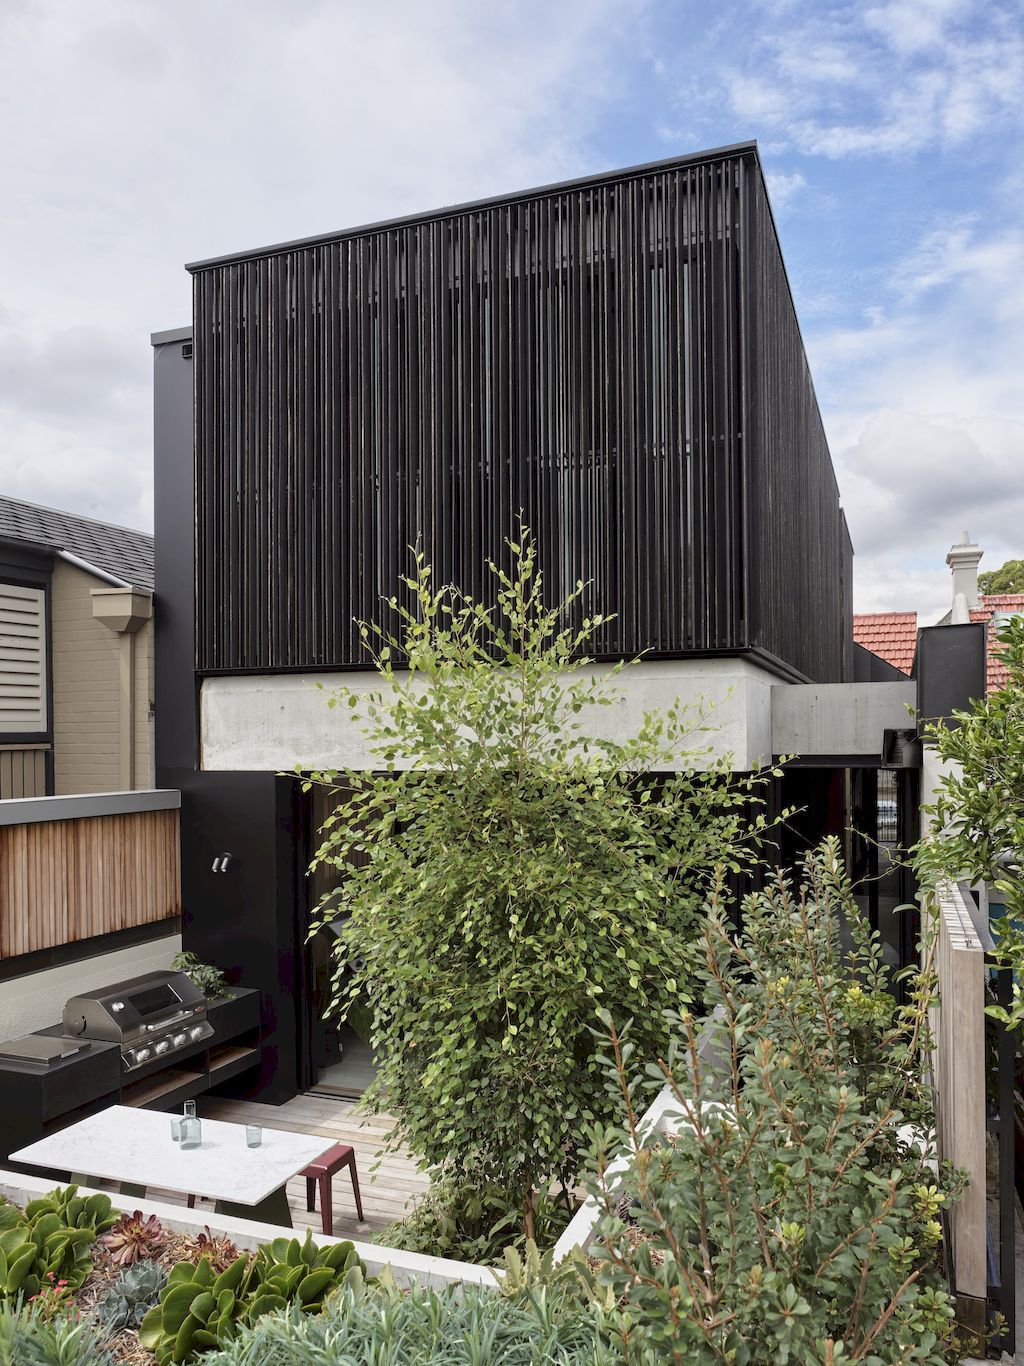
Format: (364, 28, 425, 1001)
(969, 593, 1024, 693)
(852, 612, 918, 676)
(0, 495, 153, 590)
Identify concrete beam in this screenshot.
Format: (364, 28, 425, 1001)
(200, 659, 778, 773)
(770, 682, 916, 760)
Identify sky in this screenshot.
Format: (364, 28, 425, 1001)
(1, 0, 1021, 622)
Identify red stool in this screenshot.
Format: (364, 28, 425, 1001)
(300, 1143, 363, 1235)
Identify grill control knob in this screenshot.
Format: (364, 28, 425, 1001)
(189, 1026, 205, 1041)
(135, 1046, 152, 1063)
(172, 1033, 188, 1048)
(111, 1001, 125, 1012)
(154, 1040, 170, 1055)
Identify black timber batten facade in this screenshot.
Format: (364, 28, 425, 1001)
(189, 143, 851, 683)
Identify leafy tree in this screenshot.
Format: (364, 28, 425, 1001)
(916, 614, 1024, 1026)
(977, 559, 1024, 595)
(588, 842, 964, 1364)
(305, 535, 782, 1242)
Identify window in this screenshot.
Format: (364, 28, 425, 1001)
(0, 583, 47, 734)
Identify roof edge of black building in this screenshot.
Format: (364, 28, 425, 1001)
(185, 139, 761, 273)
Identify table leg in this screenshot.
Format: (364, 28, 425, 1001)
(71, 1173, 146, 1202)
(214, 1185, 292, 1228)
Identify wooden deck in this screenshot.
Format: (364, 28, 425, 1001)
(150, 1093, 429, 1238)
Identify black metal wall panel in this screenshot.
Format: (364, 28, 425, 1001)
(745, 172, 852, 682)
(191, 147, 849, 681)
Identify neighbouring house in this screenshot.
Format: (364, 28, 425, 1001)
(852, 611, 917, 678)
(854, 532, 1024, 691)
(152, 141, 919, 1104)
(0, 495, 155, 799)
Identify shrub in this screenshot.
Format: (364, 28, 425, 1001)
(172, 952, 230, 1000)
(306, 533, 783, 1240)
(376, 1166, 574, 1263)
(139, 1233, 365, 1364)
(200, 1276, 615, 1365)
(0, 1186, 115, 1304)
(94, 1259, 167, 1333)
(587, 842, 962, 1364)
(0, 1300, 114, 1365)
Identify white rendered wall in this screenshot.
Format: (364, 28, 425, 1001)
(0, 933, 181, 1038)
(201, 659, 778, 774)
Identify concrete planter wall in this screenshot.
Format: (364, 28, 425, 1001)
(0, 1170, 498, 1292)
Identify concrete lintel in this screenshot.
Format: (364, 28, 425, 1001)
(771, 682, 916, 760)
(200, 659, 778, 774)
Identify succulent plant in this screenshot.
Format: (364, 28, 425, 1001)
(0, 1186, 115, 1303)
(100, 1210, 165, 1267)
(139, 1233, 365, 1365)
(95, 1259, 168, 1332)
(183, 1227, 240, 1275)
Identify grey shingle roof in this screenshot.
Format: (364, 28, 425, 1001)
(0, 496, 153, 590)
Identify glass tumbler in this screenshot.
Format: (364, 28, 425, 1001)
(245, 1125, 262, 1148)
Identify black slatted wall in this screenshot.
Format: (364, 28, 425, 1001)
(191, 147, 850, 681)
(745, 171, 852, 683)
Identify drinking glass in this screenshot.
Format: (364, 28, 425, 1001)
(170, 1117, 182, 1142)
(245, 1125, 262, 1149)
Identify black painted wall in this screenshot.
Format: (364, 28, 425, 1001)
(189, 144, 851, 684)
(153, 329, 301, 1104)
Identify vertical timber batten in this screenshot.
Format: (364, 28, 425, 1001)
(191, 148, 850, 682)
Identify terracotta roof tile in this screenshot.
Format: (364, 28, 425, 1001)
(969, 594, 1024, 693)
(852, 612, 918, 675)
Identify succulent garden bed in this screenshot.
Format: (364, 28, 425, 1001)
(0, 1186, 364, 1364)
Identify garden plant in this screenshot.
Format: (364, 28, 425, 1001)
(305, 532, 785, 1249)
(587, 841, 965, 1364)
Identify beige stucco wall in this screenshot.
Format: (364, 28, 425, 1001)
(50, 561, 153, 795)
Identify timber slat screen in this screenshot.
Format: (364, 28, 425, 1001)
(192, 146, 850, 683)
(0, 809, 181, 958)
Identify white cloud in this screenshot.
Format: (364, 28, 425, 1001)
(764, 169, 807, 212)
(0, 0, 639, 531)
(721, 1, 1023, 160)
(805, 219, 1024, 615)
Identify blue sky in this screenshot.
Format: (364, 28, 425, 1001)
(1, 0, 1021, 618)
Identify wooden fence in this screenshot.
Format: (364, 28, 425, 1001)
(930, 879, 987, 1305)
(0, 792, 181, 959)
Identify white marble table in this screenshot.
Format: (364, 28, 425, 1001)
(11, 1105, 329, 1227)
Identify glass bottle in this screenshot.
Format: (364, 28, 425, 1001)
(180, 1099, 202, 1150)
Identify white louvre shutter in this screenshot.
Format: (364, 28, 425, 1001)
(0, 584, 46, 733)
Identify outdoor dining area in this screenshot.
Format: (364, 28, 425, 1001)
(9, 1093, 427, 1238)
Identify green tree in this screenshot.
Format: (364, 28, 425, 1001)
(588, 842, 962, 1364)
(305, 535, 782, 1241)
(977, 559, 1024, 595)
(917, 614, 1024, 1026)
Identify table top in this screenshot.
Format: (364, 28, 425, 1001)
(10, 1105, 329, 1206)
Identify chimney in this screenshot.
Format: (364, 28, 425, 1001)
(946, 531, 982, 615)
